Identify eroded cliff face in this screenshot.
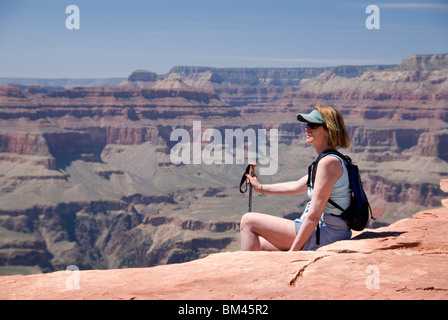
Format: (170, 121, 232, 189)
(0, 53, 447, 275)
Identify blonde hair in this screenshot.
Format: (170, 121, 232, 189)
(314, 105, 350, 148)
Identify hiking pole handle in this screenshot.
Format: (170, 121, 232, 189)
(248, 163, 256, 212)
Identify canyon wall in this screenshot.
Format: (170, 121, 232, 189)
(0, 53, 447, 275)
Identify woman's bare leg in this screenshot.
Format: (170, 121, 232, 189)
(240, 212, 297, 251)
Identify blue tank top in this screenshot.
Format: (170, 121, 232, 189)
(307, 154, 351, 215)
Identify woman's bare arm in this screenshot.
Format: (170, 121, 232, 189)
(289, 156, 343, 251)
(246, 174, 308, 196)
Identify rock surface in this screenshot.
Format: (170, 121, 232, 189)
(1, 207, 447, 300)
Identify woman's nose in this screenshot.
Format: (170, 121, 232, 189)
(305, 125, 311, 133)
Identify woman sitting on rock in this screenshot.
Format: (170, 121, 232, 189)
(240, 105, 352, 251)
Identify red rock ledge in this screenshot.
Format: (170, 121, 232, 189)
(0, 207, 447, 300)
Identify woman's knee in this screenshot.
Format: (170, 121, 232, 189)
(240, 212, 259, 231)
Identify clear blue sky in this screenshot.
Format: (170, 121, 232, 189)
(0, 0, 447, 78)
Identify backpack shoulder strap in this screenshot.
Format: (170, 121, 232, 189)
(307, 149, 350, 188)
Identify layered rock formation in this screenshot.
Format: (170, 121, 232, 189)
(0, 53, 447, 275)
(1, 207, 447, 300)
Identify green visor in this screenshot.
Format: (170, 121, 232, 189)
(296, 109, 325, 124)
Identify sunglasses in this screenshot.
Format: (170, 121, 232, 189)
(306, 123, 326, 130)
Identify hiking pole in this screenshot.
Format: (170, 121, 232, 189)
(248, 163, 256, 212)
(239, 163, 257, 212)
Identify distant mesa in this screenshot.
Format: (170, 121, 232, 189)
(127, 70, 158, 82)
(399, 53, 448, 71)
(0, 85, 25, 98)
(153, 73, 192, 90)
